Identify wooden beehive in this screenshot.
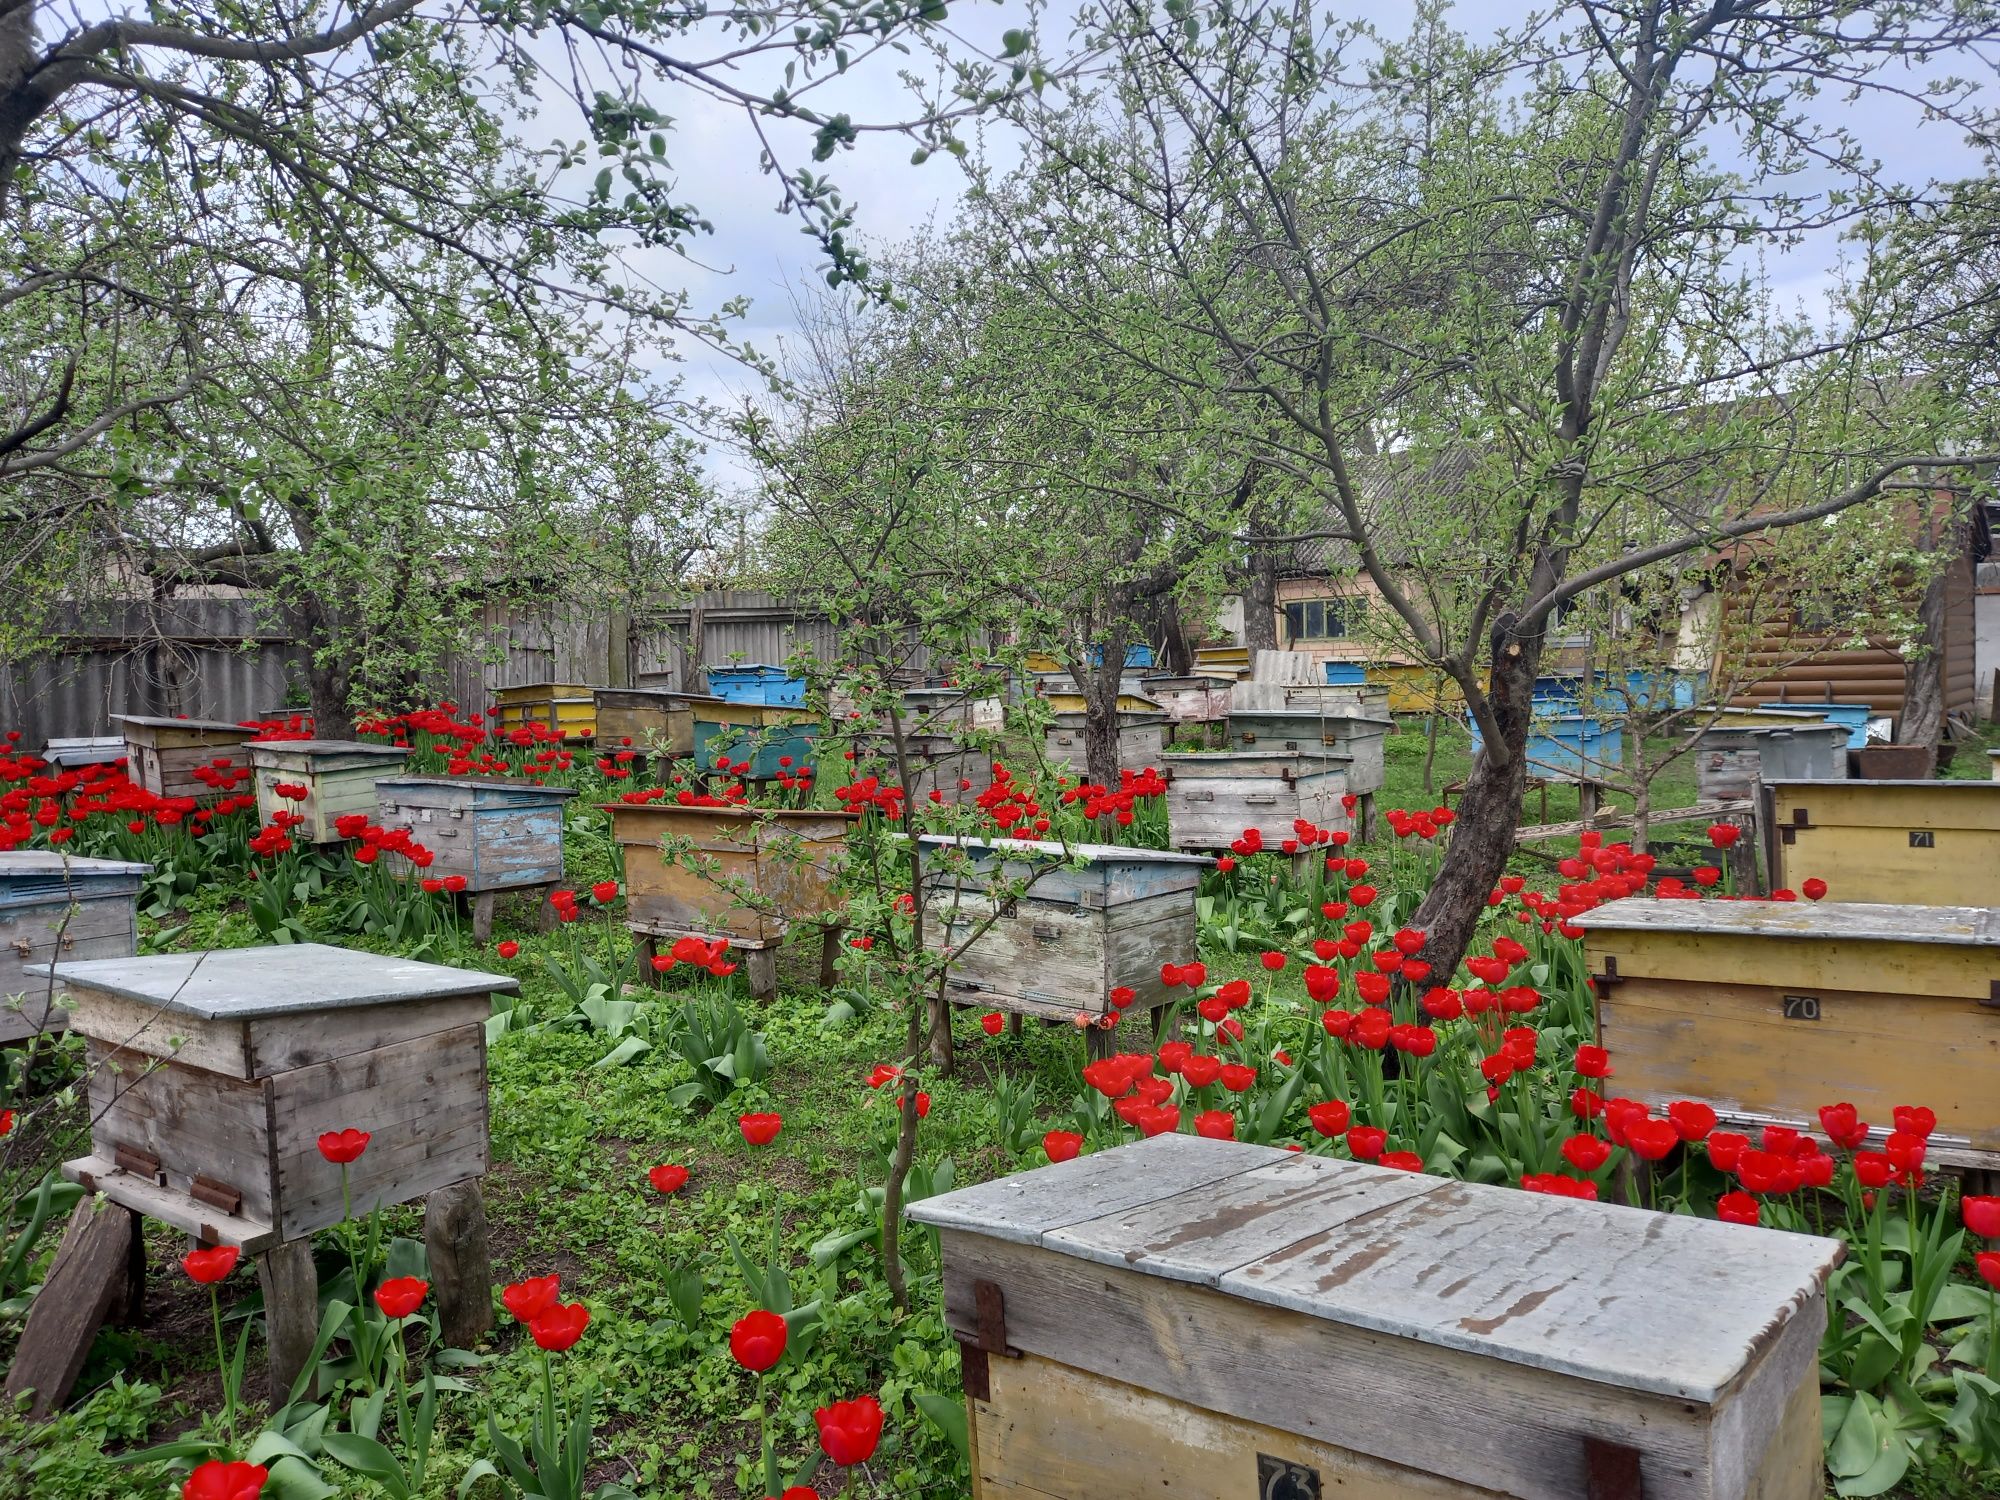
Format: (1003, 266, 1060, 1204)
(1762, 778, 2000, 906)
(1160, 751, 1353, 851)
(1137, 675, 1235, 728)
(685, 695, 822, 781)
(851, 733, 996, 805)
(374, 776, 577, 892)
(908, 1135, 1840, 1500)
(902, 686, 1005, 732)
(1226, 710, 1390, 795)
(611, 803, 858, 947)
(0, 853, 148, 1043)
(918, 836, 1205, 1032)
(591, 688, 695, 757)
(490, 682, 597, 741)
(113, 715, 260, 800)
(39, 737, 126, 770)
(250, 740, 410, 843)
(42, 943, 513, 1250)
(1043, 713, 1168, 776)
(1690, 723, 1848, 802)
(1578, 899, 2000, 1170)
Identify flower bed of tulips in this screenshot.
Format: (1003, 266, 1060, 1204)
(2, 709, 1997, 1500)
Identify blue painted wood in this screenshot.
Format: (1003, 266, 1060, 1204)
(373, 777, 577, 890)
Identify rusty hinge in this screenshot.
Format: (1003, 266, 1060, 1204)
(191, 1174, 244, 1215)
(1982, 981, 2000, 1011)
(1582, 1436, 1645, 1500)
(1589, 956, 1624, 998)
(960, 1343, 991, 1401)
(1791, 806, 1811, 828)
(1280, 767, 1296, 789)
(955, 1278, 1020, 1402)
(114, 1142, 162, 1181)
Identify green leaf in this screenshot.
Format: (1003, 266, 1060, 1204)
(260, 1455, 339, 1500)
(914, 1390, 969, 1460)
(1826, 1392, 1881, 1478)
(320, 1432, 409, 1497)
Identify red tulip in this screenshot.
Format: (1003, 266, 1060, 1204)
(1892, 1105, 1937, 1140)
(496, 940, 520, 960)
(1346, 1126, 1386, 1161)
(1308, 1100, 1351, 1138)
(530, 1301, 590, 1352)
(183, 1460, 270, 1500)
(1108, 985, 1137, 1010)
(1818, 1102, 1870, 1151)
(1259, 951, 1286, 972)
(649, 1163, 689, 1194)
(182, 1244, 241, 1284)
(1043, 1131, 1083, 1163)
(1977, 1252, 2000, 1290)
(865, 1065, 901, 1089)
(815, 1393, 885, 1466)
(1716, 1192, 1760, 1226)
(1801, 877, 1827, 900)
(1708, 823, 1741, 848)
(1219, 1064, 1256, 1093)
(1378, 1150, 1425, 1172)
(1667, 1100, 1717, 1142)
(739, 1113, 783, 1146)
(373, 1276, 429, 1320)
(1194, 1110, 1236, 1140)
(591, 880, 619, 903)
(502, 1274, 561, 1323)
(1561, 1135, 1612, 1173)
(1572, 1045, 1611, 1079)
(730, 1308, 788, 1372)
(1884, 1130, 1928, 1177)
(318, 1128, 371, 1165)
(1626, 1118, 1679, 1162)
(1179, 1054, 1222, 1089)
(1854, 1151, 1894, 1188)
(1963, 1196, 2000, 1239)
(980, 1012, 1005, 1036)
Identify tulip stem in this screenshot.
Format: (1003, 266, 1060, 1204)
(209, 1284, 234, 1443)
(337, 1162, 376, 1392)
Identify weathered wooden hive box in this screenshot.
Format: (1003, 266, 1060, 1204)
(1042, 713, 1168, 777)
(113, 715, 260, 800)
(684, 695, 821, 781)
(918, 836, 1205, 1026)
(591, 688, 694, 757)
(374, 776, 577, 891)
(1136, 675, 1234, 727)
(1159, 750, 1352, 851)
(491, 682, 597, 741)
(39, 736, 126, 770)
(611, 803, 858, 946)
(902, 686, 1005, 732)
(1691, 723, 1848, 802)
(852, 733, 995, 806)
(908, 1134, 1841, 1500)
(1578, 899, 2000, 1171)
(0, 853, 148, 1042)
(1762, 778, 2000, 907)
(1226, 710, 1390, 795)
(250, 740, 410, 843)
(1991, 748, 2000, 782)
(40, 944, 514, 1250)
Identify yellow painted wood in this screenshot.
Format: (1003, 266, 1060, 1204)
(490, 684, 598, 740)
(972, 1352, 1515, 1500)
(1590, 927, 1995, 1000)
(1371, 663, 1470, 713)
(1038, 689, 1161, 714)
(1769, 781, 2000, 906)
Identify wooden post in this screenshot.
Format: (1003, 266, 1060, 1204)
(635, 933, 660, 986)
(1086, 1024, 1118, 1062)
(4, 1199, 137, 1419)
(470, 891, 497, 943)
(818, 925, 840, 990)
(259, 1237, 320, 1401)
(424, 1179, 494, 1350)
(745, 947, 779, 1001)
(533, 884, 559, 933)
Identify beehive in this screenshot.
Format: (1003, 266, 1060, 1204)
(611, 803, 858, 947)
(850, 733, 996, 805)
(1225, 711, 1390, 795)
(39, 737, 126, 770)
(918, 836, 1205, 1038)
(908, 1135, 1840, 1500)
(1762, 778, 2000, 906)
(250, 740, 410, 843)
(1160, 751, 1353, 851)
(685, 695, 821, 781)
(0, 853, 147, 1043)
(1042, 713, 1168, 776)
(373, 776, 577, 892)
(1136, 675, 1235, 729)
(1691, 723, 1848, 802)
(1578, 899, 2000, 1170)
(490, 682, 597, 741)
(591, 688, 695, 758)
(113, 715, 260, 800)
(43, 943, 512, 1249)
(901, 686, 1005, 732)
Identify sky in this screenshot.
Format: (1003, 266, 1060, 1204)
(506, 0, 2000, 494)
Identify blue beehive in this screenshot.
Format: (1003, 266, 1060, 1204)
(1757, 701, 1870, 749)
(706, 664, 808, 707)
(1323, 662, 1369, 686)
(1082, 644, 1156, 669)
(1533, 670, 1702, 715)
(1468, 713, 1624, 783)
(684, 694, 821, 780)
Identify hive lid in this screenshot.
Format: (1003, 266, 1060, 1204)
(1766, 777, 1997, 792)
(1574, 898, 2000, 946)
(375, 775, 580, 798)
(25, 942, 518, 1017)
(1229, 709, 1395, 730)
(247, 739, 409, 759)
(0, 851, 151, 904)
(912, 834, 1214, 866)
(907, 1136, 1842, 1405)
(111, 714, 255, 733)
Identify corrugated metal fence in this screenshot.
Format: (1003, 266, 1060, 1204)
(2, 592, 954, 745)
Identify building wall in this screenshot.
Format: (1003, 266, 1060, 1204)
(1975, 560, 2000, 720)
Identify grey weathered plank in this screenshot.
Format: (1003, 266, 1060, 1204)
(1220, 1175, 1842, 1403)
(65, 1153, 276, 1248)
(3, 1199, 138, 1419)
(1573, 898, 2000, 946)
(1044, 1154, 1444, 1285)
(31, 943, 517, 1019)
(905, 1133, 1279, 1245)
(425, 1179, 495, 1350)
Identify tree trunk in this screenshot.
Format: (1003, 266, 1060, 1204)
(1408, 633, 1544, 976)
(1075, 624, 1132, 788)
(1240, 546, 1280, 654)
(1896, 497, 1969, 756)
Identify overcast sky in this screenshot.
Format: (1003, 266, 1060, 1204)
(512, 1, 1999, 493)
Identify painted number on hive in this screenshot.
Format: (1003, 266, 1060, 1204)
(1782, 994, 1822, 1022)
(1257, 1454, 1321, 1500)
(1909, 830, 1935, 848)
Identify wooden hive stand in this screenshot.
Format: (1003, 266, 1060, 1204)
(250, 739, 410, 843)
(611, 802, 859, 999)
(909, 1134, 1843, 1500)
(6, 943, 515, 1416)
(1761, 778, 2000, 907)
(0, 852, 148, 1044)
(917, 835, 1208, 1057)
(374, 776, 580, 940)
(1577, 898, 2000, 1192)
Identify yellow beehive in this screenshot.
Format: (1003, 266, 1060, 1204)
(490, 682, 597, 741)
(1763, 778, 2000, 907)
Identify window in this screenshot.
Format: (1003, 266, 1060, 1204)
(1283, 598, 1352, 641)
